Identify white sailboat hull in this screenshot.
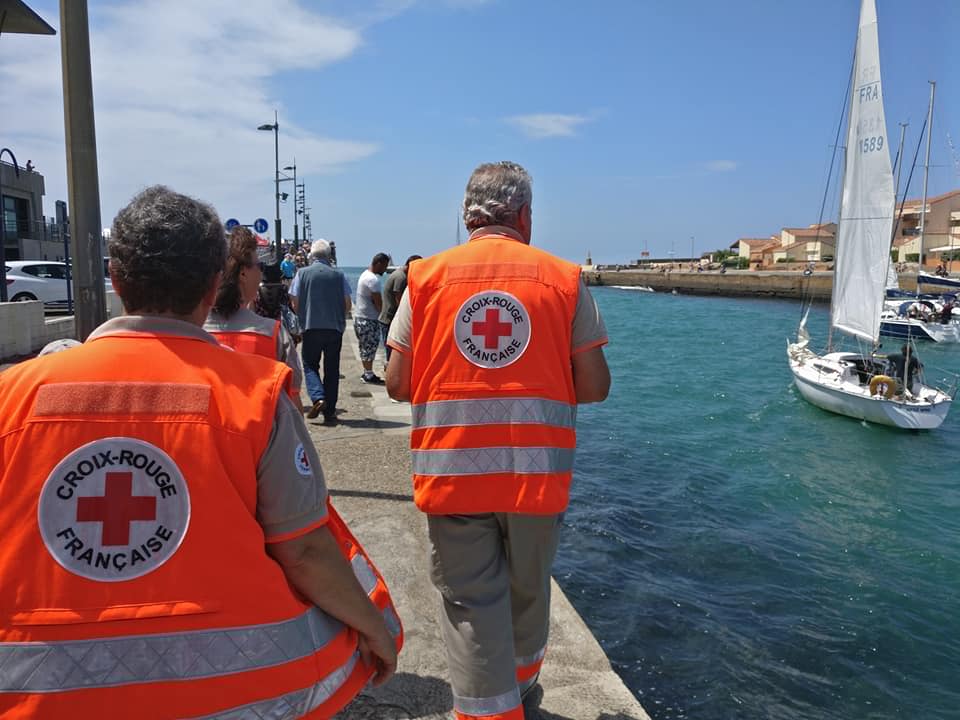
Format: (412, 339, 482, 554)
(788, 350, 952, 430)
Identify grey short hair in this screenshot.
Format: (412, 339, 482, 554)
(309, 239, 332, 261)
(462, 161, 532, 232)
(109, 185, 226, 315)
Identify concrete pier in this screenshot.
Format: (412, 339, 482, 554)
(324, 327, 650, 719)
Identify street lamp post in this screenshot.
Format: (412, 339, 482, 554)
(297, 183, 306, 242)
(257, 112, 281, 262)
(283, 161, 297, 246)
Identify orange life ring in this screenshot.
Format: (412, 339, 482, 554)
(869, 375, 896, 399)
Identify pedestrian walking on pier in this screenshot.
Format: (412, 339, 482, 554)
(387, 161, 610, 719)
(355, 252, 390, 383)
(0, 187, 399, 718)
(289, 239, 352, 423)
(380, 254, 421, 362)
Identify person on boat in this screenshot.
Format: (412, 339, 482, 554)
(906, 302, 933, 323)
(886, 344, 922, 396)
(939, 297, 956, 324)
(386, 160, 610, 719)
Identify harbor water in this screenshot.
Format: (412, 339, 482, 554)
(559, 287, 960, 720)
(343, 268, 958, 719)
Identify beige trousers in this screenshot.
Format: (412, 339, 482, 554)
(427, 512, 561, 716)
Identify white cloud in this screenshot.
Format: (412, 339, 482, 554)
(506, 113, 592, 139)
(705, 160, 738, 172)
(1, 0, 377, 228)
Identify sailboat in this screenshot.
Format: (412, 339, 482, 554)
(787, 0, 954, 430)
(879, 82, 960, 342)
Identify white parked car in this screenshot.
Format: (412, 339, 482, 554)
(5, 260, 113, 311)
(5, 261, 72, 309)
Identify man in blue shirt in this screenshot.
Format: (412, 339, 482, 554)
(280, 253, 296, 283)
(289, 239, 352, 424)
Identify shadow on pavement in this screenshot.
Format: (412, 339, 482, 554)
(335, 672, 452, 719)
(308, 417, 409, 430)
(330, 489, 414, 503)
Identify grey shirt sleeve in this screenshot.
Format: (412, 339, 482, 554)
(571, 279, 608, 353)
(256, 393, 328, 541)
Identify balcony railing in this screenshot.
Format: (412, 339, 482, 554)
(2, 218, 66, 243)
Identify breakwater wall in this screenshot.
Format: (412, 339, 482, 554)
(587, 269, 857, 301)
(585, 270, 925, 301)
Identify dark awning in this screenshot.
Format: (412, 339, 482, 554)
(0, 0, 56, 36)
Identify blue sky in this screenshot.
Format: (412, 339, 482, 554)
(3, 0, 958, 265)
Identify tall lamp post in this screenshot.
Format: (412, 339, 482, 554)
(257, 112, 281, 262)
(282, 161, 297, 246)
(297, 183, 306, 243)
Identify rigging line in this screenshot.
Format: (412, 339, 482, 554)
(891, 114, 928, 251)
(947, 132, 960, 181)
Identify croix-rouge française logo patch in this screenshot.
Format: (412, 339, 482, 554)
(38, 438, 191, 582)
(453, 290, 531, 369)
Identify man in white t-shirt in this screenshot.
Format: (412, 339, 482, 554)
(355, 253, 391, 383)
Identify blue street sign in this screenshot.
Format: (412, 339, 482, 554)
(254, 218, 269, 234)
(224, 218, 240, 230)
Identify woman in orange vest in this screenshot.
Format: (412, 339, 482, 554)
(0, 186, 401, 719)
(205, 226, 303, 407)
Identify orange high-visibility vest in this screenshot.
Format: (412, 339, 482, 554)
(209, 319, 299, 401)
(209, 318, 279, 358)
(406, 233, 581, 515)
(0, 331, 401, 719)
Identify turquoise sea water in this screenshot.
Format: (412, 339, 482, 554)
(343, 267, 959, 718)
(559, 287, 960, 720)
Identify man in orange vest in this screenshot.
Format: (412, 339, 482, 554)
(386, 162, 610, 719)
(0, 185, 399, 719)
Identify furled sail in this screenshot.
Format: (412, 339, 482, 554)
(830, 0, 896, 344)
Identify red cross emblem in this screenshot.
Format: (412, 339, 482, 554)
(472, 308, 513, 349)
(76, 472, 157, 546)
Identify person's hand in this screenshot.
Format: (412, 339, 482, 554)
(357, 619, 397, 687)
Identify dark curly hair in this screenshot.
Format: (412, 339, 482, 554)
(212, 226, 259, 317)
(109, 185, 226, 315)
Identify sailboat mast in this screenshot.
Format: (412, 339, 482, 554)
(918, 81, 936, 279)
(894, 122, 908, 201)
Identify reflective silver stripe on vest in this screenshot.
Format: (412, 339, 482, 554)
(351, 553, 379, 595)
(412, 446, 575, 477)
(455, 686, 522, 716)
(383, 605, 402, 639)
(193, 652, 359, 720)
(412, 397, 576, 430)
(0, 608, 344, 693)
